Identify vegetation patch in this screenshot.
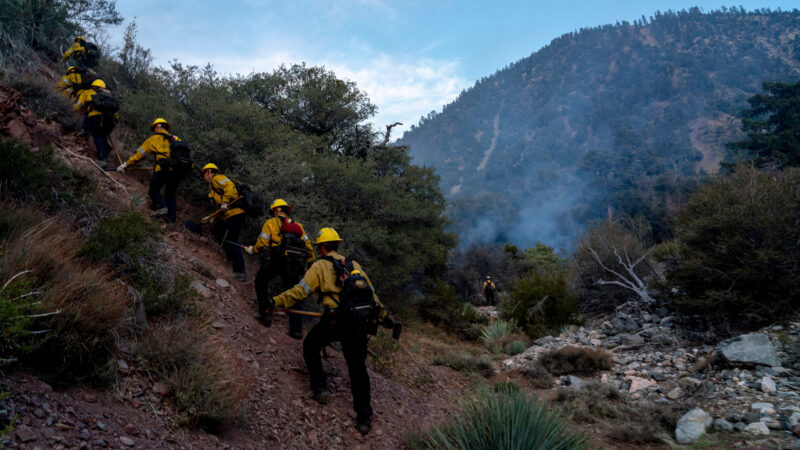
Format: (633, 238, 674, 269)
(522, 364, 554, 389)
(432, 348, 494, 377)
(537, 346, 613, 376)
(504, 271, 579, 338)
(410, 387, 589, 449)
(135, 319, 247, 431)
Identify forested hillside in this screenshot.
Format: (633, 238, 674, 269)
(398, 7, 800, 247)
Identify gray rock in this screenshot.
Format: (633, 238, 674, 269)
(751, 402, 775, 413)
(215, 278, 230, 288)
(611, 317, 640, 334)
(667, 387, 685, 400)
(745, 412, 763, 424)
(762, 376, 777, 393)
(619, 333, 644, 347)
(714, 418, 734, 432)
(717, 333, 781, 367)
(675, 408, 712, 444)
(563, 375, 585, 390)
(534, 336, 555, 346)
(744, 421, 770, 435)
(734, 421, 747, 431)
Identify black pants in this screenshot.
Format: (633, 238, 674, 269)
(212, 213, 245, 274)
(84, 114, 113, 162)
(148, 170, 178, 223)
(485, 291, 495, 306)
(254, 257, 305, 334)
(304, 314, 371, 422)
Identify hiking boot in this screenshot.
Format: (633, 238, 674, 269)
(149, 207, 168, 217)
(258, 314, 272, 327)
(307, 390, 328, 405)
(287, 330, 303, 340)
(356, 417, 371, 435)
(232, 272, 247, 281)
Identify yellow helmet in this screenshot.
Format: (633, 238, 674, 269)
(270, 198, 291, 212)
(91, 79, 106, 89)
(66, 66, 80, 74)
(201, 163, 219, 173)
(150, 117, 170, 131)
(315, 227, 343, 245)
(75, 36, 86, 43)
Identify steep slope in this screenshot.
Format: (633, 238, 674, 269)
(0, 84, 467, 449)
(398, 8, 800, 247)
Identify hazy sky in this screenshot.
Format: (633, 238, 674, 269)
(106, 1, 796, 136)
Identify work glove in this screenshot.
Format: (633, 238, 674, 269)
(116, 162, 127, 173)
(220, 202, 228, 210)
(245, 245, 254, 255)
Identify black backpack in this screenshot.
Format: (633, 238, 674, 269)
(83, 42, 100, 67)
(69, 67, 98, 93)
(234, 182, 266, 218)
(322, 256, 380, 326)
(159, 133, 192, 177)
(91, 91, 119, 114)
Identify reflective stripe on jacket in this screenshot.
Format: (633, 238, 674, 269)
(208, 174, 245, 219)
(125, 132, 179, 172)
(253, 216, 314, 262)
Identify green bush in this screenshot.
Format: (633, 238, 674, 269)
(419, 282, 487, 339)
(504, 271, 579, 338)
(506, 340, 527, 355)
(538, 346, 613, 376)
(413, 388, 589, 449)
(0, 275, 40, 359)
(135, 319, 247, 431)
(667, 165, 800, 332)
(522, 364, 554, 389)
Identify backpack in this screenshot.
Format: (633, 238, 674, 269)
(91, 91, 119, 114)
(83, 42, 100, 67)
(322, 256, 380, 327)
(279, 219, 309, 276)
(234, 183, 266, 218)
(159, 133, 192, 177)
(70, 67, 98, 93)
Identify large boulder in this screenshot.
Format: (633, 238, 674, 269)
(716, 333, 780, 367)
(676, 408, 712, 444)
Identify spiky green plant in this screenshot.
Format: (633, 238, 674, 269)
(506, 340, 527, 355)
(419, 387, 589, 449)
(480, 320, 513, 353)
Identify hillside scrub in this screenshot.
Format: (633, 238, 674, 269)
(667, 165, 800, 333)
(537, 346, 613, 376)
(503, 270, 579, 338)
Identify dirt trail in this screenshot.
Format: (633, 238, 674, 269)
(2, 84, 467, 449)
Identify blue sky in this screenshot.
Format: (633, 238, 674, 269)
(105, 1, 796, 136)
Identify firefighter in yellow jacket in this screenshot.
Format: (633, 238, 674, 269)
(61, 36, 86, 64)
(482, 276, 497, 306)
(116, 118, 182, 223)
(271, 227, 392, 435)
(202, 163, 247, 281)
(74, 79, 116, 165)
(56, 66, 93, 99)
(245, 199, 314, 336)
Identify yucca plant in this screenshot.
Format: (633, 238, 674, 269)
(420, 387, 589, 449)
(506, 340, 527, 355)
(480, 320, 512, 353)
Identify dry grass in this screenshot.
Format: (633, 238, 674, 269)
(432, 348, 495, 377)
(522, 364, 554, 389)
(0, 207, 128, 382)
(135, 319, 248, 431)
(537, 345, 613, 376)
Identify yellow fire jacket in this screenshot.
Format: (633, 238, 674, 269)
(74, 88, 102, 117)
(208, 174, 245, 220)
(273, 250, 385, 318)
(481, 281, 496, 294)
(253, 216, 314, 263)
(125, 132, 179, 172)
(61, 42, 85, 62)
(56, 72, 85, 98)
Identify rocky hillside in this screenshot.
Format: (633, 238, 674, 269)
(398, 8, 800, 247)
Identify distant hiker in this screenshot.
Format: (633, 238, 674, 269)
(61, 36, 99, 68)
(116, 118, 183, 223)
(270, 227, 394, 435)
(246, 199, 314, 337)
(74, 79, 118, 166)
(482, 276, 496, 306)
(56, 66, 96, 99)
(202, 163, 247, 281)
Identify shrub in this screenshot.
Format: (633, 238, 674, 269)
(419, 282, 487, 339)
(554, 382, 622, 423)
(480, 320, 512, 353)
(667, 165, 800, 333)
(0, 274, 40, 359)
(0, 208, 127, 382)
(506, 340, 527, 355)
(503, 271, 579, 338)
(538, 346, 613, 376)
(368, 330, 399, 375)
(522, 364, 554, 389)
(432, 349, 494, 377)
(415, 388, 589, 449)
(135, 319, 247, 431)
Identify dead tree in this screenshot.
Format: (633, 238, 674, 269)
(587, 245, 660, 309)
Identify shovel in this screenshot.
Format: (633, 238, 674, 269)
(184, 209, 224, 235)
